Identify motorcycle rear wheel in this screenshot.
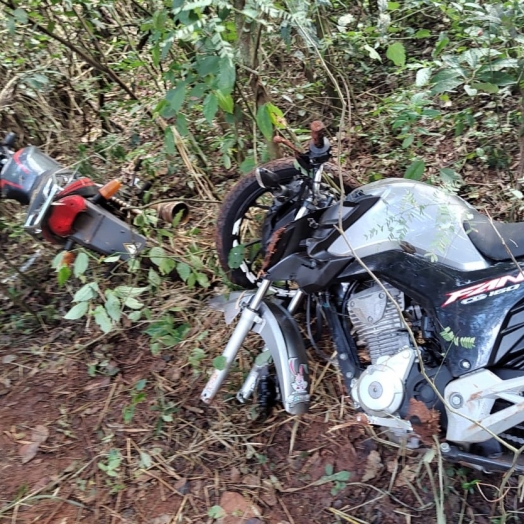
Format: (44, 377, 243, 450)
(215, 158, 355, 296)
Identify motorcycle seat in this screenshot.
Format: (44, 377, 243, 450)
(465, 211, 524, 261)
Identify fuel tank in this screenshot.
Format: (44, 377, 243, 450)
(320, 179, 489, 272)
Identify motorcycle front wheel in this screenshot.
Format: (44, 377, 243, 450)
(215, 158, 300, 296)
(216, 158, 356, 296)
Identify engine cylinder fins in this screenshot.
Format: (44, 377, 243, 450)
(348, 282, 410, 363)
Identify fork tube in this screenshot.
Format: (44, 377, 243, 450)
(236, 289, 306, 402)
(201, 279, 272, 404)
(295, 165, 324, 219)
(287, 289, 305, 314)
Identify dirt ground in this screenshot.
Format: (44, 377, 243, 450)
(1, 303, 523, 524)
(1, 146, 524, 524)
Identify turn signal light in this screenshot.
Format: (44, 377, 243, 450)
(98, 179, 122, 200)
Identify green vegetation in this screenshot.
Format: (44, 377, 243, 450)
(2, 0, 524, 522)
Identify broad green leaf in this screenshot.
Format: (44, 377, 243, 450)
(421, 109, 440, 118)
(213, 355, 227, 370)
(127, 258, 140, 273)
(404, 160, 425, 180)
(228, 244, 245, 269)
(94, 305, 113, 334)
(439, 168, 462, 185)
(159, 257, 176, 275)
(217, 58, 236, 94)
(386, 42, 406, 67)
(57, 266, 71, 286)
(470, 82, 499, 94)
(124, 297, 144, 310)
(203, 93, 218, 123)
(176, 262, 192, 282)
(148, 268, 161, 287)
(267, 103, 286, 128)
(64, 301, 89, 320)
(433, 36, 449, 57)
(176, 114, 189, 137)
(415, 29, 431, 38)
(73, 252, 89, 278)
(160, 35, 174, 61)
(73, 282, 99, 302)
(490, 58, 519, 71)
(52, 251, 65, 269)
(216, 91, 234, 113)
(431, 68, 464, 83)
(104, 291, 121, 322)
(332, 470, 351, 481)
(135, 379, 147, 391)
(478, 71, 516, 87)
(128, 311, 142, 322)
(256, 104, 273, 141)
(114, 286, 149, 298)
(402, 134, 414, 148)
(164, 127, 176, 155)
(149, 246, 166, 267)
(188, 83, 207, 101)
(196, 56, 220, 77)
(430, 77, 463, 94)
(240, 157, 256, 174)
(104, 254, 121, 263)
(166, 83, 186, 112)
(415, 67, 432, 87)
(207, 506, 226, 519)
(196, 272, 210, 288)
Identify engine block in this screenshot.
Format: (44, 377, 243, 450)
(347, 282, 411, 362)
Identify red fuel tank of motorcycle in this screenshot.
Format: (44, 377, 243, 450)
(0, 146, 62, 205)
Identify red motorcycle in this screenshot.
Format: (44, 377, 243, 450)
(0, 133, 186, 261)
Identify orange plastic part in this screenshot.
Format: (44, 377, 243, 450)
(61, 251, 76, 267)
(98, 179, 122, 200)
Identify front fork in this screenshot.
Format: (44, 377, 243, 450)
(201, 282, 310, 415)
(236, 289, 305, 403)
(201, 280, 272, 403)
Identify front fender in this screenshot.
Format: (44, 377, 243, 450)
(252, 301, 310, 415)
(209, 293, 310, 415)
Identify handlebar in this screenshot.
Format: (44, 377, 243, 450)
(272, 120, 331, 166)
(310, 121, 326, 149)
(2, 133, 16, 148)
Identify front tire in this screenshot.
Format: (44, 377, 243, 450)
(215, 158, 302, 292)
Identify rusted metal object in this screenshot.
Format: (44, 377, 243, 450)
(310, 120, 326, 149)
(153, 202, 190, 225)
(273, 136, 303, 155)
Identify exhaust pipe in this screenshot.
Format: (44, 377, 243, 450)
(152, 202, 190, 225)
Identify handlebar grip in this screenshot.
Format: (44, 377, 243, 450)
(2, 132, 16, 147)
(310, 121, 326, 149)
